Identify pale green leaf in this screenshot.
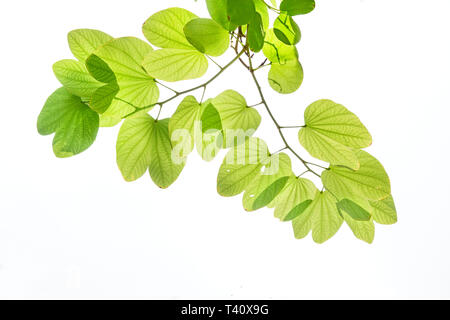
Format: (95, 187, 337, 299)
(311, 191, 343, 243)
(99, 100, 134, 127)
(143, 7, 197, 49)
(274, 14, 301, 45)
(280, 0, 316, 16)
(337, 199, 371, 221)
(196, 101, 223, 161)
(268, 59, 303, 94)
(322, 150, 391, 201)
(263, 29, 298, 64)
(142, 48, 208, 82)
(68, 29, 113, 62)
(93, 37, 159, 108)
(37, 88, 99, 158)
(343, 213, 375, 244)
(212, 90, 261, 148)
(218, 137, 270, 197)
(370, 195, 398, 225)
(183, 18, 229, 56)
(53, 59, 102, 98)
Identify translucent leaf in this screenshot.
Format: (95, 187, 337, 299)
(37, 88, 99, 158)
(169, 96, 202, 155)
(322, 150, 391, 201)
(142, 7, 197, 50)
(337, 199, 371, 221)
(196, 102, 223, 161)
(370, 196, 398, 225)
(218, 137, 270, 197)
(53, 59, 102, 99)
(67, 29, 113, 62)
(268, 59, 303, 94)
(248, 13, 265, 52)
(292, 191, 343, 243)
(343, 213, 375, 244)
(90, 82, 120, 114)
(227, 0, 255, 26)
(243, 153, 292, 211)
(212, 90, 261, 148)
(280, 0, 316, 16)
(263, 29, 298, 64)
(99, 100, 134, 128)
(142, 48, 208, 82)
(254, 0, 270, 30)
(271, 176, 318, 221)
(86, 54, 116, 84)
(183, 18, 229, 57)
(274, 14, 301, 45)
(92, 37, 159, 109)
(205, 0, 237, 31)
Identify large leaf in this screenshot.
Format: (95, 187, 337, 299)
(263, 29, 298, 64)
(271, 176, 318, 221)
(183, 18, 229, 57)
(274, 14, 301, 45)
(370, 196, 398, 225)
(169, 96, 202, 155)
(343, 213, 375, 244)
(280, 0, 316, 16)
(242, 153, 292, 211)
(53, 59, 102, 99)
(212, 90, 261, 148)
(205, 0, 237, 31)
(268, 59, 303, 94)
(142, 7, 197, 49)
(142, 48, 208, 82)
(322, 150, 391, 201)
(217, 137, 270, 197)
(227, 0, 256, 26)
(92, 37, 159, 109)
(67, 29, 113, 62)
(37, 88, 99, 158)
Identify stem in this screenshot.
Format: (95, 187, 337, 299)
(246, 53, 322, 178)
(123, 48, 247, 119)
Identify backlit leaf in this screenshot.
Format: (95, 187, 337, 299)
(205, 0, 237, 31)
(227, 0, 255, 26)
(268, 59, 303, 94)
(263, 29, 298, 64)
(68, 29, 113, 62)
(343, 213, 375, 244)
(280, 0, 316, 16)
(337, 199, 371, 221)
(274, 14, 301, 45)
(248, 13, 265, 52)
(370, 196, 398, 225)
(90, 82, 120, 114)
(183, 18, 229, 56)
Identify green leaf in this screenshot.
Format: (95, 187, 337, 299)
(280, 0, 316, 16)
(218, 137, 270, 197)
(196, 102, 223, 161)
(142, 48, 208, 82)
(343, 213, 375, 244)
(274, 14, 301, 45)
(149, 118, 186, 189)
(263, 29, 298, 64)
(298, 99, 372, 169)
(268, 59, 303, 94)
(271, 176, 318, 221)
(142, 7, 197, 49)
(370, 196, 398, 225)
(254, 0, 270, 30)
(248, 13, 265, 52)
(53, 59, 102, 99)
(86, 54, 116, 84)
(67, 29, 113, 62)
(243, 153, 292, 211)
(322, 150, 391, 201)
(169, 96, 202, 155)
(212, 90, 261, 148)
(205, 0, 237, 31)
(292, 191, 343, 243)
(183, 18, 229, 56)
(92, 37, 159, 108)
(116, 115, 185, 187)
(337, 199, 371, 221)
(227, 0, 256, 26)
(99, 100, 134, 127)
(37, 88, 99, 158)
(90, 82, 120, 114)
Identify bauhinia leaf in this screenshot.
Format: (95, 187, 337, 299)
(67, 29, 113, 62)
(274, 14, 301, 45)
(268, 59, 303, 94)
(280, 0, 316, 16)
(142, 7, 198, 50)
(196, 101, 223, 161)
(142, 48, 208, 82)
(37, 88, 99, 158)
(247, 13, 265, 52)
(263, 29, 298, 64)
(343, 213, 375, 244)
(370, 196, 398, 225)
(90, 82, 120, 114)
(99, 100, 134, 127)
(337, 199, 371, 221)
(183, 18, 229, 56)
(227, 0, 256, 26)
(205, 0, 237, 31)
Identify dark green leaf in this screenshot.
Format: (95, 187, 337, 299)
(280, 0, 315, 16)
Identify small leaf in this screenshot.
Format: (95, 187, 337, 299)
(268, 59, 303, 94)
(143, 7, 198, 50)
(142, 48, 208, 82)
(38, 88, 99, 158)
(227, 0, 256, 26)
(280, 0, 316, 16)
(274, 14, 301, 45)
(337, 199, 371, 221)
(90, 82, 120, 114)
(322, 150, 391, 201)
(53, 59, 102, 99)
(68, 29, 113, 62)
(196, 102, 223, 161)
(263, 29, 298, 64)
(183, 18, 229, 56)
(370, 196, 398, 225)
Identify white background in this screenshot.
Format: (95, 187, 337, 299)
(0, 0, 449, 299)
